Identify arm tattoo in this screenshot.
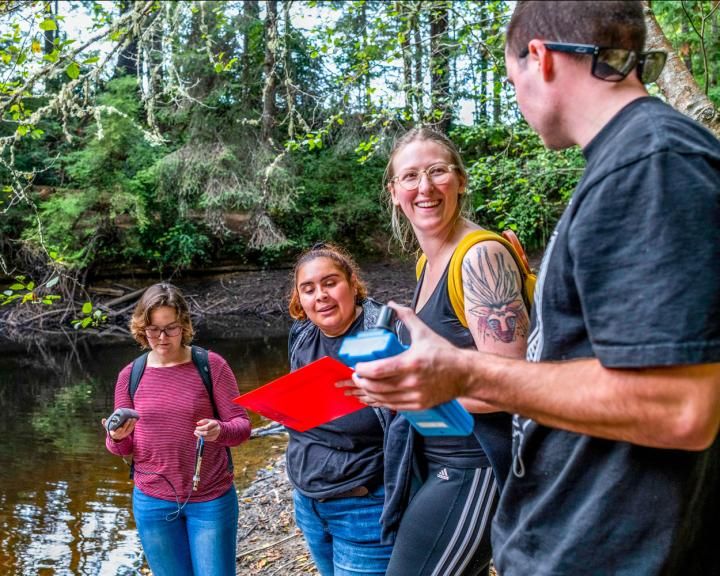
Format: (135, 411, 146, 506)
(463, 246, 529, 344)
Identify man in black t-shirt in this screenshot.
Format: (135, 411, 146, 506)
(350, 2, 720, 575)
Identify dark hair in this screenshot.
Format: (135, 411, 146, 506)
(384, 127, 469, 251)
(288, 243, 368, 321)
(130, 283, 194, 348)
(506, 1, 646, 59)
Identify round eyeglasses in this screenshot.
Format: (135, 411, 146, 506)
(390, 162, 458, 191)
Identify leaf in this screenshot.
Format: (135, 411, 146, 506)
(31, 40, 42, 53)
(66, 61, 80, 80)
(82, 301, 92, 315)
(81, 317, 92, 328)
(26, 281, 35, 290)
(39, 19, 57, 31)
(82, 56, 99, 64)
(9, 283, 25, 290)
(46, 276, 59, 288)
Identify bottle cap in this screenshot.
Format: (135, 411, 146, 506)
(374, 305, 396, 332)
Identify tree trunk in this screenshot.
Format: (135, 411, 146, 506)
(644, 1, 720, 138)
(241, 0, 261, 110)
(43, 1, 57, 55)
(398, 1, 414, 119)
(413, 6, 424, 121)
(711, 1, 719, 89)
(360, 2, 371, 110)
(680, 18, 693, 74)
(261, 0, 278, 142)
(430, 0, 451, 132)
(115, 0, 139, 77)
(479, 2, 488, 122)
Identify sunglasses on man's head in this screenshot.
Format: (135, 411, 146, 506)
(520, 42, 667, 84)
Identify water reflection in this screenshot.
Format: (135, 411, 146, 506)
(0, 326, 290, 575)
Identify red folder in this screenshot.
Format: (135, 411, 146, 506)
(233, 356, 365, 432)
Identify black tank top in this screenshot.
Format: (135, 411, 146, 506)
(401, 259, 512, 480)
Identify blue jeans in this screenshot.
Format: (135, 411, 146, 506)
(133, 485, 238, 576)
(293, 486, 392, 576)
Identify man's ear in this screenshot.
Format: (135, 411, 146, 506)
(527, 39, 554, 82)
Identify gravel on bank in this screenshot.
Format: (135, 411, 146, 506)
(236, 455, 318, 575)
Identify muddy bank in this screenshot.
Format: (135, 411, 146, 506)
(0, 258, 418, 348)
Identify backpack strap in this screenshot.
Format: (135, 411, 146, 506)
(129, 351, 149, 401)
(191, 345, 234, 472)
(416, 229, 536, 329)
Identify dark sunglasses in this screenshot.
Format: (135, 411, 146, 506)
(520, 42, 667, 84)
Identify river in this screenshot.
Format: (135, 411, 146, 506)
(0, 322, 290, 575)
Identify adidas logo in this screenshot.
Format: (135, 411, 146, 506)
(437, 468, 450, 481)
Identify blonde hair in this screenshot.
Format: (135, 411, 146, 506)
(130, 283, 194, 348)
(384, 127, 470, 251)
(288, 243, 368, 321)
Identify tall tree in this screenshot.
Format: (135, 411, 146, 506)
(261, 0, 278, 142)
(645, 1, 720, 137)
(430, 0, 451, 132)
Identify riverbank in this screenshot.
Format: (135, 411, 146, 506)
(236, 453, 318, 575)
(0, 258, 417, 348)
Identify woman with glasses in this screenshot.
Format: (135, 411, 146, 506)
(377, 128, 530, 576)
(104, 283, 250, 576)
(286, 243, 394, 575)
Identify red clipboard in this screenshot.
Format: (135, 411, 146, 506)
(233, 356, 364, 432)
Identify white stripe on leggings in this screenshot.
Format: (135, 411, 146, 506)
(430, 466, 497, 576)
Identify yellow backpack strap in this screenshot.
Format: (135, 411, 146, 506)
(448, 230, 535, 328)
(416, 253, 428, 281)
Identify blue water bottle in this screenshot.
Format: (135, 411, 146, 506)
(338, 306, 473, 436)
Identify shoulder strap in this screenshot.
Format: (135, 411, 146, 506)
(191, 345, 234, 471)
(129, 352, 149, 401)
(443, 229, 536, 328)
(191, 345, 215, 416)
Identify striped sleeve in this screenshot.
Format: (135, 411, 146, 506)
(209, 351, 251, 446)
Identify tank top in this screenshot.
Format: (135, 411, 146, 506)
(401, 258, 512, 481)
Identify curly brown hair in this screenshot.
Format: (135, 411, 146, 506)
(130, 283, 194, 349)
(288, 243, 368, 321)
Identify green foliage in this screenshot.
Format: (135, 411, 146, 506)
(0, 275, 61, 306)
(71, 300, 107, 329)
(453, 123, 585, 251)
(3, 0, 716, 284)
(277, 146, 387, 253)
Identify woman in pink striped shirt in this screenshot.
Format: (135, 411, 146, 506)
(104, 283, 251, 576)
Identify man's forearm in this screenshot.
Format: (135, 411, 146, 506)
(460, 351, 720, 450)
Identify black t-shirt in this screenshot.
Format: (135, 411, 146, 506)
(286, 312, 385, 498)
(493, 97, 720, 575)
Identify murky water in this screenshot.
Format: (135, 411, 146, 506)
(0, 323, 290, 575)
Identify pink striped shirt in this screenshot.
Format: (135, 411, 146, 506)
(105, 350, 251, 502)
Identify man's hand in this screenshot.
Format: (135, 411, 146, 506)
(347, 302, 468, 410)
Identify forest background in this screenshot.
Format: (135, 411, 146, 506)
(1, 0, 719, 331)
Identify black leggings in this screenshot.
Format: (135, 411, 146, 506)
(385, 461, 498, 576)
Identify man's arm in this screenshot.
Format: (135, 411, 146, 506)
(351, 303, 720, 451)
